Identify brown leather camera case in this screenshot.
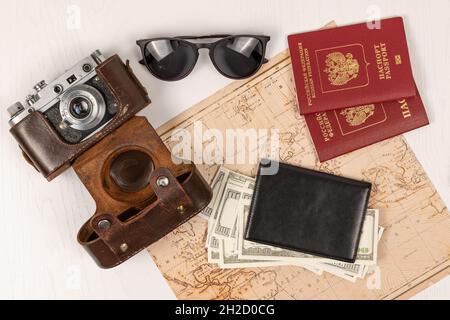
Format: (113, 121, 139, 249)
(10, 55, 150, 181)
(9, 54, 212, 268)
(73, 116, 212, 268)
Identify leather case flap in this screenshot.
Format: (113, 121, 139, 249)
(88, 168, 194, 260)
(74, 117, 212, 268)
(78, 165, 211, 269)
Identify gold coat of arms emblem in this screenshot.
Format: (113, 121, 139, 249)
(340, 105, 375, 126)
(324, 52, 360, 86)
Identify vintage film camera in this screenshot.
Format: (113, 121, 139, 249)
(7, 51, 212, 268)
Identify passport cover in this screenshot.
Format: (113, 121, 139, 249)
(288, 17, 416, 114)
(245, 160, 372, 263)
(305, 87, 430, 162)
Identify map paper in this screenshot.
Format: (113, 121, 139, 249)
(148, 49, 450, 300)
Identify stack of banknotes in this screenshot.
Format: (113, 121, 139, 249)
(202, 167, 384, 282)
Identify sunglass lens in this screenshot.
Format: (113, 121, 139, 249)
(144, 39, 197, 80)
(213, 36, 264, 79)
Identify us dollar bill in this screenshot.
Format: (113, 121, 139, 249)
(353, 209, 379, 265)
(220, 239, 322, 275)
(208, 249, 220, 264)
(199, 166, 229, 220)
(208, 186, 253, 263)
(208, 237, 221, 263)
(234, 196, 375, 279)
(212, 186, 253, 240)
(218, 240, 292, 269)
(238, 208, 379, 266)
(207, 167, 385, 282)
(318, 261, 365, 279)
(207, 168, 254, 247)
(204, 167, 230, 250)
(206, 167, 254, 261)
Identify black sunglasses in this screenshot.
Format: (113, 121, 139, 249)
(136, 35, 270, 81)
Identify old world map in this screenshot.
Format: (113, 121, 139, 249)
(148, 50, 449, 300)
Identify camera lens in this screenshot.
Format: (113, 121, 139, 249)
(69, 97, 92, 119)
(60, 84, 106, 131)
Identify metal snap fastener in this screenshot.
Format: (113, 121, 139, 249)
(157, 176, 170, 187)
(120, 243, 129, 253)
(97, 219, 111, 231)
(177, 205, 185, 214)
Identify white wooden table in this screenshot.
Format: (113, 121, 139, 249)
(0, 0, 448, 299)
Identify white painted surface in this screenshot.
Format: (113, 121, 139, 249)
(0, 0, 448, 299)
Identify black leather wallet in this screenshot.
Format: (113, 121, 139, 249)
(245, 160, 372, 263)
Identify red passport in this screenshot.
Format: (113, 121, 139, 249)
(305, 88, 429, 162)
(288, 17, 416, 114)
